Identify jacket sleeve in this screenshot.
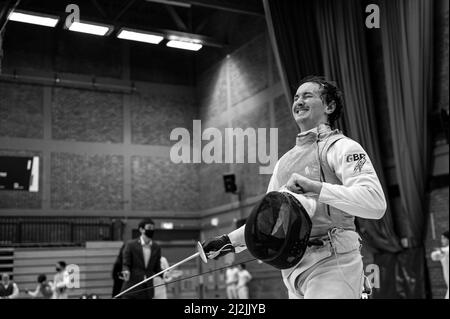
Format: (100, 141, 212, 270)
(122, 242, 131, 273)
(318, 138, 387, 219)
(154, 246, 163, 277)
(112, 244, 125, 278)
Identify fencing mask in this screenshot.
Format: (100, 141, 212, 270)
(244, 191, 313, 270)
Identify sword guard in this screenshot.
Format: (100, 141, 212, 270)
(197, 241, 208, 263)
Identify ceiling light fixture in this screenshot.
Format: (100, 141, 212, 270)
(166, 39, 203, 51)
(67, 21, 112, 36)
(117, 28, 164, 44)
(8, 10, 59, 27)
(145, 0, 191, 8)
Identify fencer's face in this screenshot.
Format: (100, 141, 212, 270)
(2, 274, 8, 284)
(292, 82, 331, 131)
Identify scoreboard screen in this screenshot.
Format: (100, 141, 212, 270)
(0, 156, 39, 192)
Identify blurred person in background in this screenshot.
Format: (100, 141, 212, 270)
(53, 261, 70, 299)
(236, 264, 252, 299)
(112, 244, 126, 297)
(0, 273, 19, 299)
(26, 274, 53, 299)
(431, 230, 449, 299)
(225, 257, 239, 299)
(154, 256, 169, 299)
(121, 218, 162, 299)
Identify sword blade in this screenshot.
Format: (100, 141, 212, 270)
(113, 252, 200, 299)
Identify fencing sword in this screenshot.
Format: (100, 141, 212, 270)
(113, 241, 209, 299)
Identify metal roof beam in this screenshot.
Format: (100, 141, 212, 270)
(145, 0, 264, 16)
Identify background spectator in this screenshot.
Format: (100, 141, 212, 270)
(0, 273, 19, 299)
(26, 274, 54, 299)
(236, 264, 252, 299)
(431, 231, 449, 299)
(120, 218, 162, 299)
(53, 261, 70, 299)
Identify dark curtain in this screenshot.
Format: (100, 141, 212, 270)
(373, 248, 427, 298)
(379, 0, 434, 246)
(262, 0, 323, 105)
(313, 0, 401, 253)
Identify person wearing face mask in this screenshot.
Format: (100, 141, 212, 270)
(120, 218, 163, 299)
(202, 76, 387, 299)
(53, 261, 70, 299)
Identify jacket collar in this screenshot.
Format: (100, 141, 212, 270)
(296, 123, 335, 146)
(139, 235, 152, 247)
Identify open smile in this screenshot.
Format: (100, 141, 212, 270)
(294, 105, 310, 114)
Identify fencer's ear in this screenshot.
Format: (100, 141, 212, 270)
(325, 101, 336, 114)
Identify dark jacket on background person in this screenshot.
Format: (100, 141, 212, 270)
(112, 244, 125, 297)
(121, 238, 162, 299)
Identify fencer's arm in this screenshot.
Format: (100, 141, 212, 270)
(319, 139, 386, 219)
(27, 284, 40, 298)
(228, 225, 246, 253)
(227, 161, 281, 252)
(55, 275, 68, 289)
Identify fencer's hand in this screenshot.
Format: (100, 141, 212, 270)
(286, 173, 322, 194)
(121, 270, 130, 282)
(202, 235, 235, 260)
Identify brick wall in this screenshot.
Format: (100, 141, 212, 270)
(131, 156, 199, 211)
(425, 0, 449, 299)
(228, 35, 269, 106)
(197, 34, 283, 209)
(0, 82, 198, 216)
(1, 15, 201, 218)
(52, 88, 124, 143)
(130, 91, 196, 146)
(433, 1, 449, 114)
(51, 153, 124, 210)
(0, 83, 43, 139)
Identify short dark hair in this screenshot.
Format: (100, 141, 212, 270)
(37, 274, 47, 283)
(57, 261, 66, 268)
(138, 218, 155, 230)
(297, 76, 344, 127)
(443, 231, 449, 240)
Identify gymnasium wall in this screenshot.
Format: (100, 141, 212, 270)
(0, 22, 201, 242)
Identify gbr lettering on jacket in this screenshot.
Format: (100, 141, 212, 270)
(345, 153, 369, 174)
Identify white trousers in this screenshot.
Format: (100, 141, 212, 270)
(283, 229, 364, 299)
(226, 284, 238, 299)
(237, 286, 249, 299)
